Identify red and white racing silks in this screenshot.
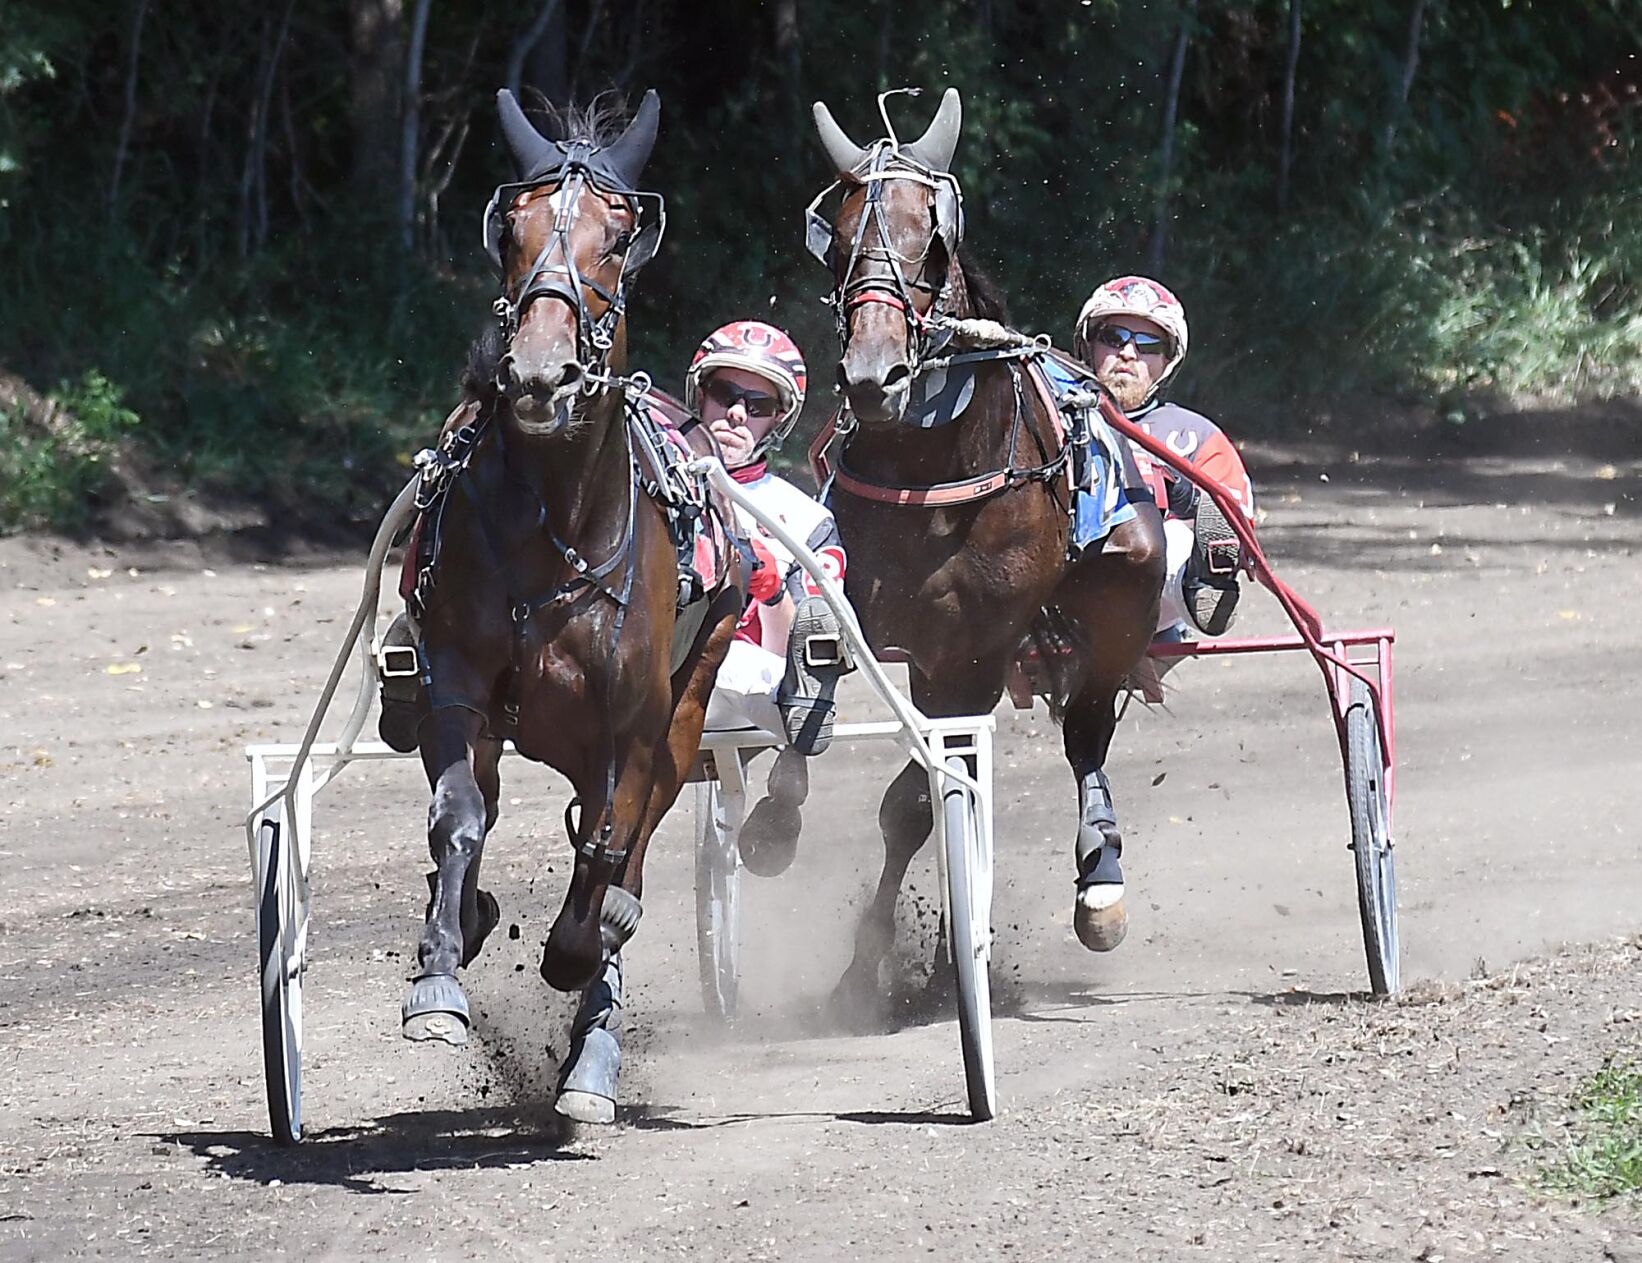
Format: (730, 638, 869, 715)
(727, 465, 846, 653)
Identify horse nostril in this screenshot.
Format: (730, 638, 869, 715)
(881, 363, 912, 394)
(554, 361, 583, 392)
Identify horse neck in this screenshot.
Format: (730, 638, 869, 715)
(504, 390, 632, 546)
(848, 251, 1032, 480)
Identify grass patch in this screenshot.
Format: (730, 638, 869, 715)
(1534, 1057, 1642, 1204)
(0, 371, 139, 534)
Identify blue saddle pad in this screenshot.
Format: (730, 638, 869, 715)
(1030, 356, 1136, 553)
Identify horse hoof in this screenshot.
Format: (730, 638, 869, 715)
(540, 941, 601, 993)
(1074, 884, 1129, 952)
(401, 973, 471, 1044)
(827, 966, 886, 1033)
(554, 1090, 615, 1126)
(739, 794, 801, 877)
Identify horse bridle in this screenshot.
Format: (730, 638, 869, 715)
(484, 151, 665, 393)
(805, 142, 964, 378)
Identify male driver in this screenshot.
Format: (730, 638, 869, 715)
(1074, 276, 1255, 636)
(686, 320, 850, 875)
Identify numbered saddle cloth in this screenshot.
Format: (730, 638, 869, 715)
(1029, 351, 1146, 554)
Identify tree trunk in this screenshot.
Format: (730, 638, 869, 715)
(567, 0, 609, 104)
(1277, 0, 1302, 214)
(1382, 0, 1429, 154)
(349, 0, 405, 197)
(505, 0, 574, 107)
(773, 0, 803, 145)
(1146, 0, 1195, 276)
(399, 0, 431, 252)
(108, 0, 149, 223)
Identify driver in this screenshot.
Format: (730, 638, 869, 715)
(687, 320, 852, 875)
(1074, 276, 1256, 637)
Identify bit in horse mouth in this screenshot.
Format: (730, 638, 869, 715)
(511, 392, 577, 435)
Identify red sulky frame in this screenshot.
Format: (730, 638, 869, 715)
(1095, 395, 1396, 824)
(1005, 393, 1401, 994)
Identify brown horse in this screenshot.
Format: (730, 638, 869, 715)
(806, 90, 1167, 1010)
(398, 91, 743, 1114)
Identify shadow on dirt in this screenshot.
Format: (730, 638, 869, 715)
(1003, 981, 1378, 1022)
(159, 1106, 590, 1190)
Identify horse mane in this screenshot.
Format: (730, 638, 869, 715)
(953, 251, 1009, 324)
(461, 323, 504, 404)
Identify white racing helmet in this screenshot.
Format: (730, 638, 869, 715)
(1075, 276, 1190, 400)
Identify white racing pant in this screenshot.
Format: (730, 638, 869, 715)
(703, 639, 787, 739)
(1156, 517, 1195, 635)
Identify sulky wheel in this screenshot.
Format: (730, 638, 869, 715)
(941, 756, 997, 1120)
(693, 779, 743, 1021)
(1345, 677, 1400, 996)
(255, 800, 308, 1144)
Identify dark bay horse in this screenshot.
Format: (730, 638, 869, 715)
(806, 90, 1166, 1008)
(399, 91, 742, 1110)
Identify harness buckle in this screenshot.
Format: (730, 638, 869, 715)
(511, 602, 531, 624)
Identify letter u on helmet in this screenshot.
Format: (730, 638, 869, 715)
(685, 320, 809, 455)
(1075, 276, 1190, 399)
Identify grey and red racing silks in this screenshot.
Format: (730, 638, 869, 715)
(1124, 400, 1255, 522)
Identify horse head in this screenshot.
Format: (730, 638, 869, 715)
(809, 89, 964, 427)
(488, 89, 665, 436)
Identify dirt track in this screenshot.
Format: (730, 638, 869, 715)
(3, 434, 1641, 1261)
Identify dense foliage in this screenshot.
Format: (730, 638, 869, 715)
(0, 0, 1637, 531)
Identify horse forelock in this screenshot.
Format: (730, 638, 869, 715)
(534, 93, 633, 150)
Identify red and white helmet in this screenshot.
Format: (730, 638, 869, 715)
(1075, 276, 1190, 398)
(685, 320, 808, 455)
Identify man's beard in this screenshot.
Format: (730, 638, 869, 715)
(1096, 367, 1152, 412)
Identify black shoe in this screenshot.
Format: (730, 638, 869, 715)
(377, 613, 427, 752)
(777, 595, 848, 756)
(1184, 498, 1242, 636)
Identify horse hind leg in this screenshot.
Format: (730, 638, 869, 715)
(831, 758, 933, 1024)
(404, 706, 489, 1044)
(737, 747, 810, 878)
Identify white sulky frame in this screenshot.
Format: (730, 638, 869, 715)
(242, 458, 1000, 1144)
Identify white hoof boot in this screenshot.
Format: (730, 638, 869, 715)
(1074, 883, 1128, 952)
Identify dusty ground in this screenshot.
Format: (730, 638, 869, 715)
(2, 434, 1641, 1261)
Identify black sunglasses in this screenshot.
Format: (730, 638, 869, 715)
(703, 377, 780, 419)
(1095, 325, 1169, 356)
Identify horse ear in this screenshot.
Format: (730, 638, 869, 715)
(901, 88, 962, 173)
(812, 100, 868, 175)
(601, 90, 661, 188)
(497, 88, 562, 180)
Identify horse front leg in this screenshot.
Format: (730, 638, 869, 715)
(1056, 504, 1167, 952)
(403, 705, 489, 1044)
(555, 595, 738, 1125)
